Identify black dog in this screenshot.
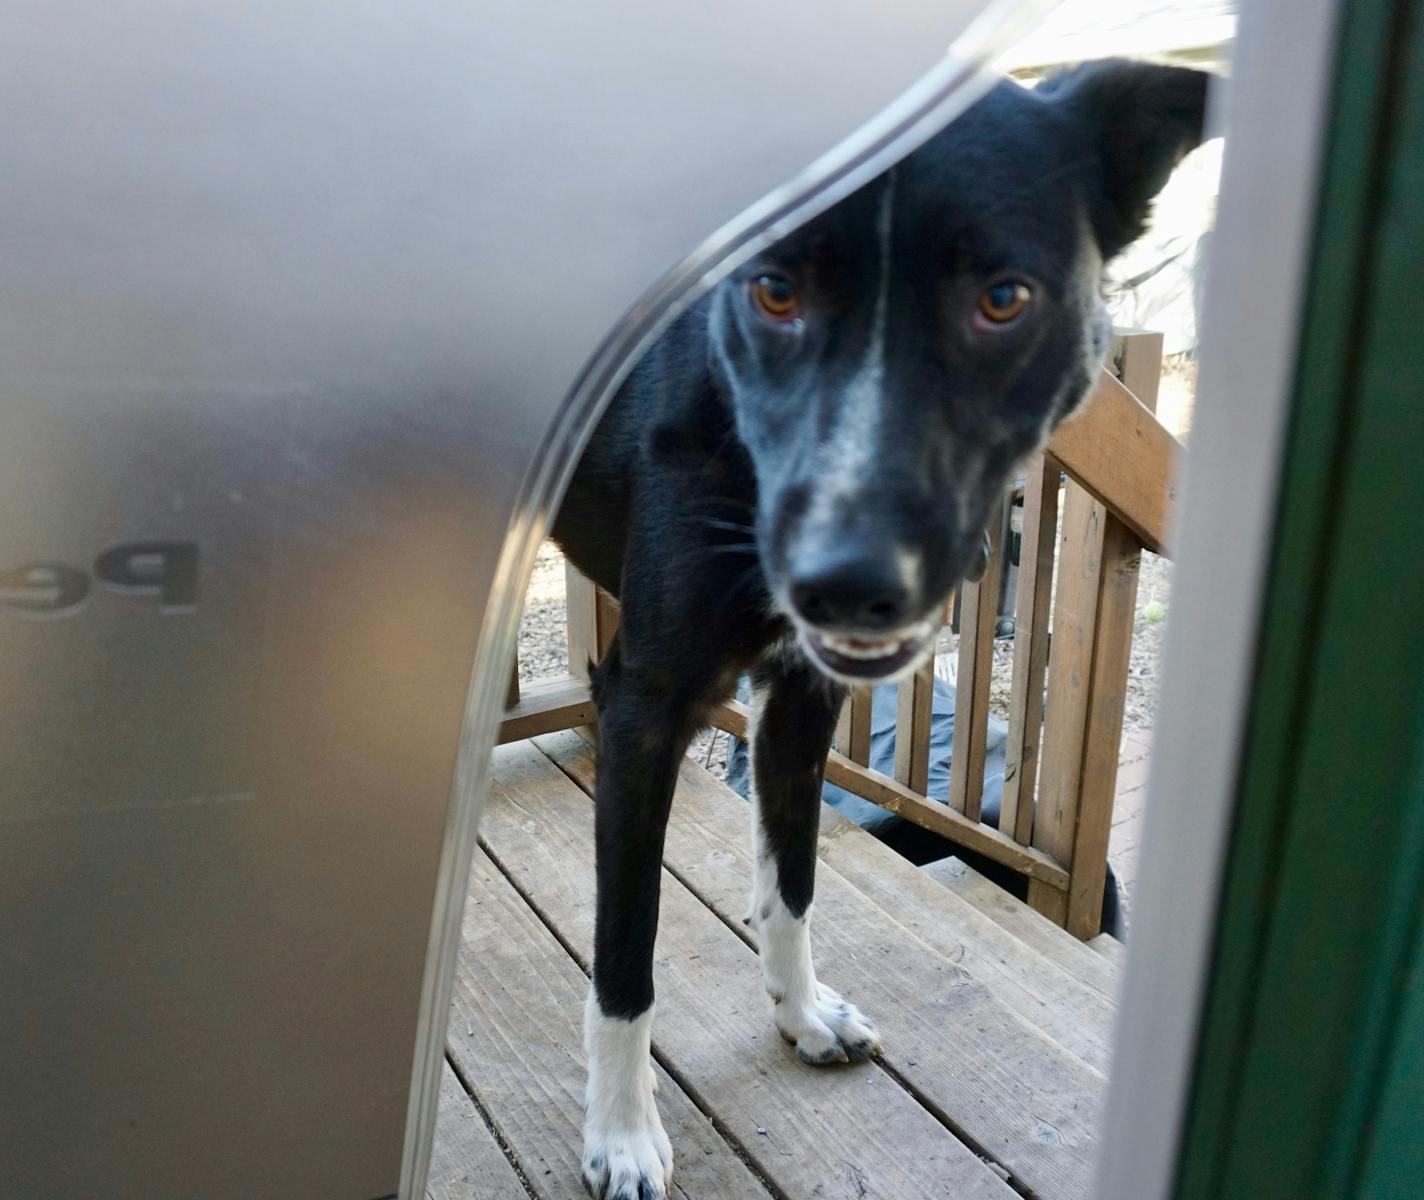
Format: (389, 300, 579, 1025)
(552, 59, 1208, 1200)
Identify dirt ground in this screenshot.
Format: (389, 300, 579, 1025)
(517, 358, 1193, 773)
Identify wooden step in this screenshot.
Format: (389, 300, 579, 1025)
(1087, 933, 1127, 967)
(921, 857, 1121, 998)
(427, 1062, 527, 1200)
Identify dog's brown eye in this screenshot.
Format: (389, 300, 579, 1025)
(751, 274, 800, 322)
(978, 281, 1032, 324)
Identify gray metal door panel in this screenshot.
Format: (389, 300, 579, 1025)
(0, 2, 1041, 1195)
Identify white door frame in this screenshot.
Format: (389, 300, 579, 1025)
(1096, 2, 1346, 1196)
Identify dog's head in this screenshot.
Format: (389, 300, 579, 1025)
(708, 60, 1208, 682)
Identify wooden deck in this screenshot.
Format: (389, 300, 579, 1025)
(430, 730, 1124, 1200)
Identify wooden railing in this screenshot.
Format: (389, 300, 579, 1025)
(499, 329, 1176, 939)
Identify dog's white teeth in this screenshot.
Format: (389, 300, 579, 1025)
(821, 634, 904, 659)
(817, 620, 932, 661)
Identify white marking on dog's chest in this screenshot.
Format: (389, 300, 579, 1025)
(746, 697, 882, 1064)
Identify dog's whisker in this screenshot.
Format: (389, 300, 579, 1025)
(700, 517, 756, 534)
(701, 493, 756, 513)
(705, 543, 760, 556)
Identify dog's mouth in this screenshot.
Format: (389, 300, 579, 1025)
(798, 618, 936, 683)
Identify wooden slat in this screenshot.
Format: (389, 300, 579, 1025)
(713, 699, 751, 739)
(947, 498, 1005, 822)
(1065, 513, 1142, 939)
(920, 857, 1119, 999)
(1047, 358, 1177, 556)
(564, 564, 620, 678)
(446, 849, 771, 1199)
(497, 677, 596, 744)
(596, 591, 621, 656)
(892, 658, 934, 794)
(833, 687, 874, 765)
(712, 698, 1071, 891)
(1029, 480, 1109, 925)
(1111, 327, 1165, 415)
(505, 657, 521, 711)
(482, 742, 1018, 1200)
(427, 1062, 527, 1200)
(564, 563, 596, 678)
(541, 728, 1116, 1068)
(824, 751, 1071, 888)
(1001, 454, 1061, 845)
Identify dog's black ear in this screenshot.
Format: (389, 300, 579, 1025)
(1047, 59, 1211, 259)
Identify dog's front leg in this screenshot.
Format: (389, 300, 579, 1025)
(746, 652, 881, 1064)
(582, 640, 691, 1200)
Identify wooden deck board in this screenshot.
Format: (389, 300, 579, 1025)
(446, 850, 773, 1199)
(438, 738, 1119, 1200)
(428, 1062, 528, 1200)
(477, 742, 1017, 1200)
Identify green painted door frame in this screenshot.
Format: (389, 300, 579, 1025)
(1175, 2, 1424, 1197)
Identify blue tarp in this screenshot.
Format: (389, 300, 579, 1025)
(726, 676, 1010, 835)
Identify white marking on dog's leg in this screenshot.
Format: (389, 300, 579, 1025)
(582, 991, 672, 1199)
(746, 683, 880, 1065)
(749, 855, 880, 1065)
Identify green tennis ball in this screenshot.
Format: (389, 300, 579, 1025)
(1143, 600, 1166, 623)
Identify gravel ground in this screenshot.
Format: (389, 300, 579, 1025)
(516, 542, 576, 685)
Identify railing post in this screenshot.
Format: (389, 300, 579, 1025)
(1030, 481, 1108, 925)
(834, 688, 874, 765)
(893, 660, 935, 795)
(506, 655, 521, 710)
(947, 497, 1006, 823)
(1063, 513, 1142, 936)
(1001, 454, 1060, 844)
(1031, 329, 1163, 933)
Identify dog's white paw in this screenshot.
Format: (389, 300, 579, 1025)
(581, 1115, 673, 1200)
(583, 997, 673, 1199)
(748, 889, 880, 1067)
(775, 981, 880, 1065)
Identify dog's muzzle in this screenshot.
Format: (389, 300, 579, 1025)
(788, 527, 989, 683)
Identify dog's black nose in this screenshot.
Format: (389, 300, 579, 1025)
(788, 550, 912, 631)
